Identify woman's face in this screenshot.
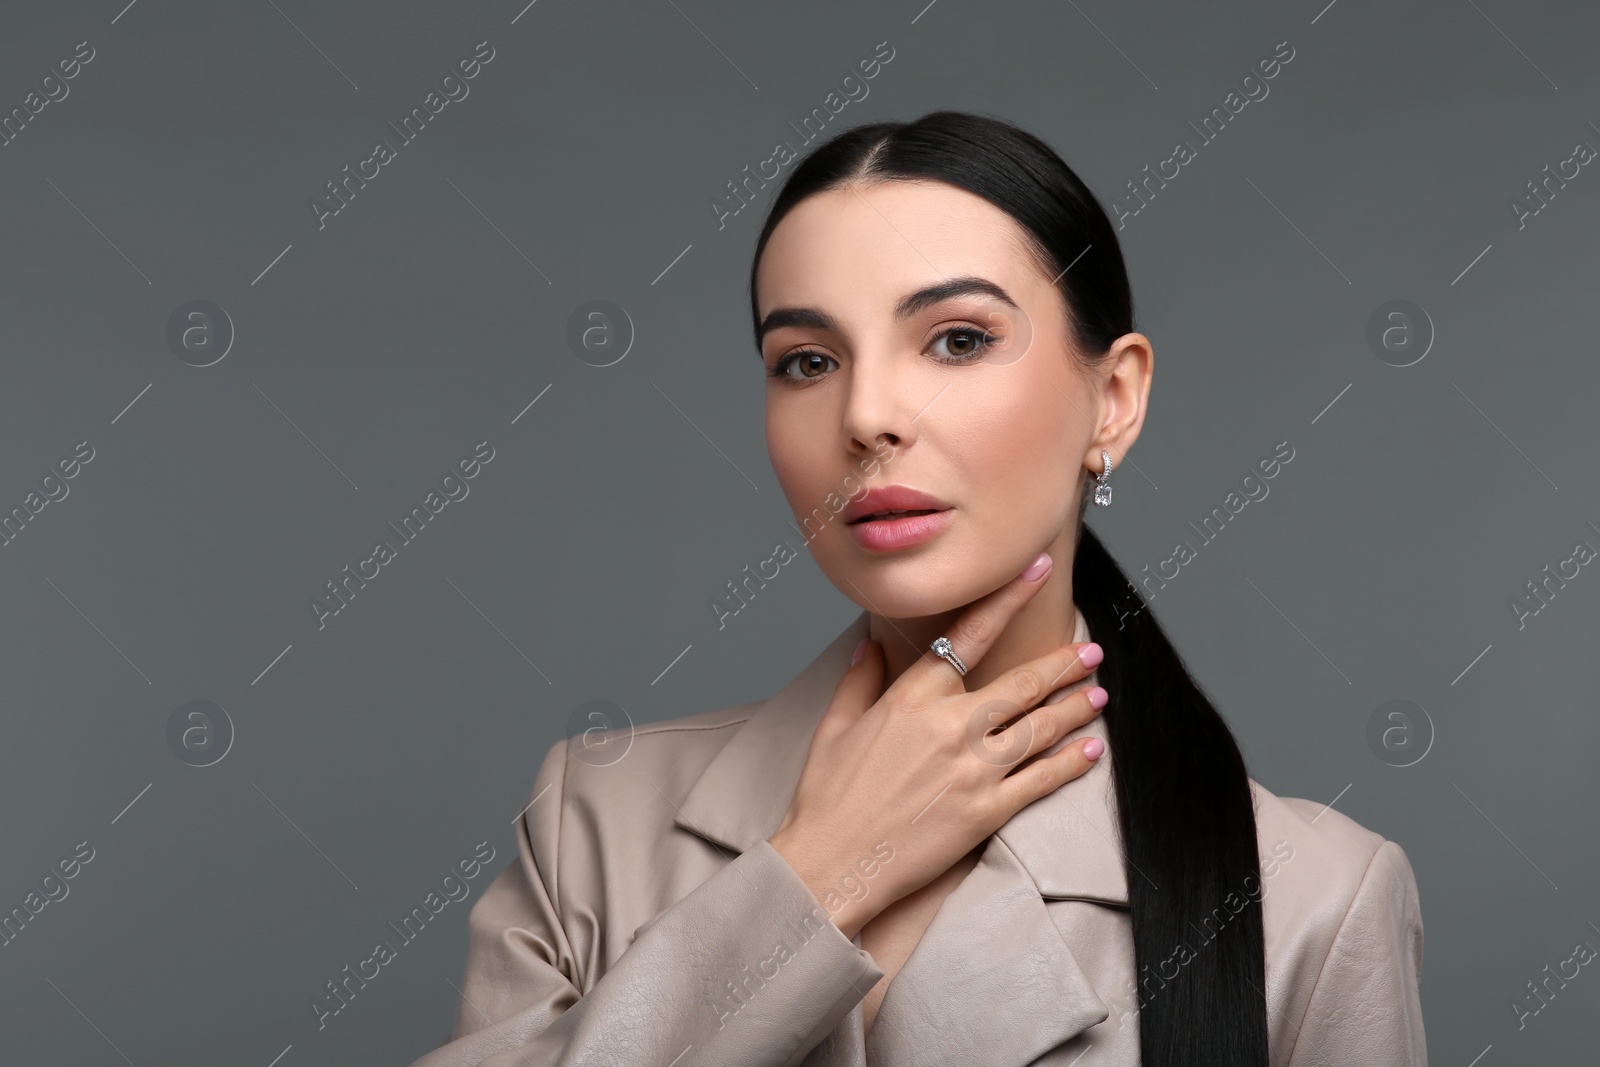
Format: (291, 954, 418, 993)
(755, 179, 1145, 618)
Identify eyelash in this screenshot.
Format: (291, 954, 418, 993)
(767, 325, 1001, 384)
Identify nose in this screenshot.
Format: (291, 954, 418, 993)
(841, 349, 919, 456)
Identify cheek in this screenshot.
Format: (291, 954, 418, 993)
(943, 385, 1075, 524)
(765, 402, 825, 505)
(946, 375, 1067, 473)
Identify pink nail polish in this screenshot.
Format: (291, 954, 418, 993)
(1087, 686, 1108, 709)
(1022, 552, 1052, 582)
(852, 638, 869, 665)
(1079, 642, 1103, 668)
(1083, 738, 1105, 760)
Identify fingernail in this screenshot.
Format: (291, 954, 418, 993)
(1021, 552, 1052, 582)
(1079, 642, 1103, 668)
(852, 638, 869, 665)
(1083, 737, 1105, 760)
(1087, 686, 1108, 709)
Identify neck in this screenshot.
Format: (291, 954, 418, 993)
(868, 533, 1078, 696)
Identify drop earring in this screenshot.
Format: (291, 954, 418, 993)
(1092, 450, 1114, 506)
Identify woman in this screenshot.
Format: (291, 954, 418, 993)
(409, 111, 1426, 1067)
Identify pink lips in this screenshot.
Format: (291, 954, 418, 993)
(847, 508, 953, 551)
(844, 485, 954, 552)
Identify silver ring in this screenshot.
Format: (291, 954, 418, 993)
(930, 636, 968, 676)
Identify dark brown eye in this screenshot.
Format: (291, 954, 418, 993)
(796, 352, 829, 376)
(930, 326, 999, 363)
(769, 348, 838, 382)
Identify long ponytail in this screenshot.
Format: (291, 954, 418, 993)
(1075, 522, 1269, 1063)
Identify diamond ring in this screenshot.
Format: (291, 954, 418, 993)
(930, 636, 968, 677)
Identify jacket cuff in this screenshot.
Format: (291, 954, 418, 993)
(689, 838, 887, 1064)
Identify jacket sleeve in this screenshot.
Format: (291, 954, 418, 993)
(406, 738, 886, 1067)
(1285, 839, 1427, 1067)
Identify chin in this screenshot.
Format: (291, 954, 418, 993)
(822, 541, 1009, 620)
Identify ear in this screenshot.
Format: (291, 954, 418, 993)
(1086, 331, 1152, 469)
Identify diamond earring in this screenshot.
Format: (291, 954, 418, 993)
(1092, 450, 1114, 506)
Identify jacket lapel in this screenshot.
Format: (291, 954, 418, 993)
(674, 604, 1127, 1067)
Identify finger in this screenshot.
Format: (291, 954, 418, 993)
(997, 735, 1106, 810)
(973, 671, 1104, 774)
(975, 640, 1103, 722)
(816, 637, 885, 744)
(1007, 681, 1108, 767)
(901, 550, 1055, 698)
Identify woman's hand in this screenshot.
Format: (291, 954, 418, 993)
(767, 552, 1108, 940)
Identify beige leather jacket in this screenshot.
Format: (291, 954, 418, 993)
(409, 606, 1427, 1066)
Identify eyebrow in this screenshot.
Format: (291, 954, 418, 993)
(756, 276, 1021, 348)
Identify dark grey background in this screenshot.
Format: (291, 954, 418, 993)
(2, 0, 1596, 1063)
